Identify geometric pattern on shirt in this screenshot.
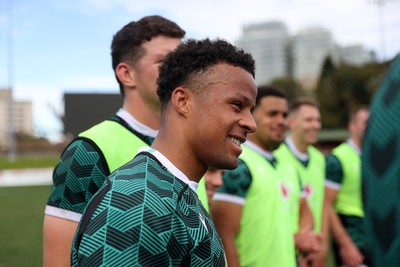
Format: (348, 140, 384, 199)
(46, 138, 109, 214)
(46, 115, 154, 215)
(71, 152, 226, 267)
(217, 158, 252, 198)
(361, 55, 400, 267)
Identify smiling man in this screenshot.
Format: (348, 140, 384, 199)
(211, 86, 299, 267)
(274, 98, 327, 266)
(71, 38, 257, 266)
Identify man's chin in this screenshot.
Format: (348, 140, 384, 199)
(270, 140, 283, 150)
(211, 159, 238, 171)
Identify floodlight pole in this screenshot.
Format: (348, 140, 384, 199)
(7, 0, 16, 160)
(371, 0, 389, 60)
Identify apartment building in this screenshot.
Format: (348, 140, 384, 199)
(291, 27, 338, 90)
(236, 21, 290, 86)
(0, 88, 33, 151)
(339, 44, 375, 66)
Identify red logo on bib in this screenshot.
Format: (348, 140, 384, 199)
(280, 182, 289, 200)
(304, 183, 313, 197)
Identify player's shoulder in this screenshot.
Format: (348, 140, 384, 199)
(309, 145, 324, 162)
(224, 158, 250, 178)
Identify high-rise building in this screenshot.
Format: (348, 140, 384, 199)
(339, 44, 375, 66)
(292, 27, 338, 90)
(236, 21, 289, 86)
(0, 88, 33, 152)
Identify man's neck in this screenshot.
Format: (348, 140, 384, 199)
(123, 98, 160, 130)
(245, 139, 275, 160)
(348, 137, 362, 155)
(290, 134, 308, 153)
(247, 136, 274, 154)
(350, 136, 362, 150)
(286, 135, 309, 162)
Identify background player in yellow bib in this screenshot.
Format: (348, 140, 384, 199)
(43, 16, 185, 267)
(325, 106, 371, 267)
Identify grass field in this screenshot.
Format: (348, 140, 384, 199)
(0, 185, 51, 267)
(0, 154, 59, 170)
(0, 185, 336, 267)
(0, 155, 336, 266)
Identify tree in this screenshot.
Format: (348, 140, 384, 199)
(269, 76, 306, 103)
(315, 57, 347, 128)
(315, 56, 391, 128)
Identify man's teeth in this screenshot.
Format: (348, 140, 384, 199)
(230, 137, 241, 146)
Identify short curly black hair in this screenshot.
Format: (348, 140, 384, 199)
(157, 38, 255, 111)
(256, 86, 287, 108)
(111, 15, 185, 95)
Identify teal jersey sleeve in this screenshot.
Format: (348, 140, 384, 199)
(216, 158, 252, 198)
(325, 153, 344, 185)
(46, 138, 109, 215)
(72, 153, 226, 266)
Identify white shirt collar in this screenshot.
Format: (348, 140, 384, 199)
(116, 109, 158, 138)
(244, 140, 275, 161)
(285, 136, 309, 161)
(347, 138, 361, 155)
(138, 147, 198, 192)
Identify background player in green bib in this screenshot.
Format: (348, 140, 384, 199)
(362, 54, 400, 267)
(325, 106, 371, 267)
(197, 168, 225, 211)
(275, 98, 327, 266)
(43, 16, 185, 267)
(71, 38, 258, 266)
(211, 87, 321, 267)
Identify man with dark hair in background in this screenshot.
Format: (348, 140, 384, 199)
(211, 86, 321, 267)
(43, 15, 185, 267)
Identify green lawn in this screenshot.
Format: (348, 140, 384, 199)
(0, 154, 59, 170)
(0, 184, 338, 267)
(0, 185, 51, 267)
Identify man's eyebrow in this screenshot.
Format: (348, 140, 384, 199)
(241, 95, 253, 105)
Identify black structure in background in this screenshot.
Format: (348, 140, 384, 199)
(63, 92, 348, 154)
(64, 93, 122, 137)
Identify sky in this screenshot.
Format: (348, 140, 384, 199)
(0, 0, 399, 142)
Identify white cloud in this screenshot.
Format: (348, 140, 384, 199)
(4, 0, 400, 140)
(82, 0, 399, 58)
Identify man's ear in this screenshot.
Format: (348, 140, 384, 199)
(115, 62, 136, 88)
(171, 87, 191, 116)
(287, 115, 295, 129)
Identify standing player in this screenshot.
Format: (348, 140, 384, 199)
(362, 54, 400, 267)
(197, 169, 225, 211)
(211, 86, 320, 267)
(71, 38, 258, 266)
(43, 16, 185, 267)
(274, 98, 327, 266)
(325, 106, 371, 267)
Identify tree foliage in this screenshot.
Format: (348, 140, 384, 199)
(269, 76, 306, 102)
(315, 56, 391, 128)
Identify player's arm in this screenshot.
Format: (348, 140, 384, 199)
(295, 197, 322, 254)
(43, 216, 79, 267)
(210, 161, 249, 267)
(211, 200, 242, 267)
(305, 188, 331, 267)
(43, 139, 109, 267)
(325, 154, 363, 267)
(325, 187, 363, 267)
(299, 196, 314, 232)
